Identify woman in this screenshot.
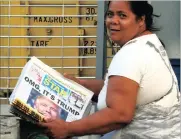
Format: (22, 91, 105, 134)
(40, 1, 180, 138)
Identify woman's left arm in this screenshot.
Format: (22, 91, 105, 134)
(40, 76, 139, 138)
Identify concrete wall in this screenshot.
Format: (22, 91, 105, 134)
(151, 1, 180, 59)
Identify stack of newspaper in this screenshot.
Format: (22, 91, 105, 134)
(9, 56, 94, 123)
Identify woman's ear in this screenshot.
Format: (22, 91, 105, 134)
(138, 15, 146, 27)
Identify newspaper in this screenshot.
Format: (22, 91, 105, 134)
(9, 56, 94, 123)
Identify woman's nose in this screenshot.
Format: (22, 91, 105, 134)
(111, 15, 120, 24)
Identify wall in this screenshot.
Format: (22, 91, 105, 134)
(151, 1, 180, 59)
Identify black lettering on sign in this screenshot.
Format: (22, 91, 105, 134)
(81, 40, 97, 55)
(82, 48, 96, 55)
(85, 17, 94, 21)
(84, 48, 88, 55)
(84, 40, 96, 46)
(90, 48, 95, 54)
(31, 41, 49, 47)
(33, 17, 73, 23)
(85, 7, 97, 22)
(54, 17, 58, 23)
(84, 40, 88, 46)
(34, 17, 38, 22)
(90, 41, 95, 46)
(86, 8, 97, 15)
(43, 17, 48, 22)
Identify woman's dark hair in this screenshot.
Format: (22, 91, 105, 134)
(106, 1, 161, 32)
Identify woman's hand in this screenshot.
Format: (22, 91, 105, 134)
(64, 73, 104, 96)
(63, 73, 83, 85)
(39, 119, 71, 139)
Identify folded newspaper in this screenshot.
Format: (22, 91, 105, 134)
(9, 56, 94, 123)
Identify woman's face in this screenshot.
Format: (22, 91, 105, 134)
(106, 1, 145, 45)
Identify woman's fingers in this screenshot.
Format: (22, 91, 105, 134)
(63, 73, 80, 84)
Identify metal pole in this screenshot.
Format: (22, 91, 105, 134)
(96, 1, 107, 80)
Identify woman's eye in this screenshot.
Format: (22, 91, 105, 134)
(119, 14, 126, 18)
(106, 12, 113, 17)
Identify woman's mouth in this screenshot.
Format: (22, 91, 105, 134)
(110, 29, 120, 33)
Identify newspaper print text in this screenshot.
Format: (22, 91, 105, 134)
(42, 75, 71, 101)
(43, 90, 55, 101)
(42, 89, 80, 116)
(24, 76, 40, 91)
(57, 99, 80, 116)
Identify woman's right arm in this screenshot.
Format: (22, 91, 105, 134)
(80, 79, 104, 96)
